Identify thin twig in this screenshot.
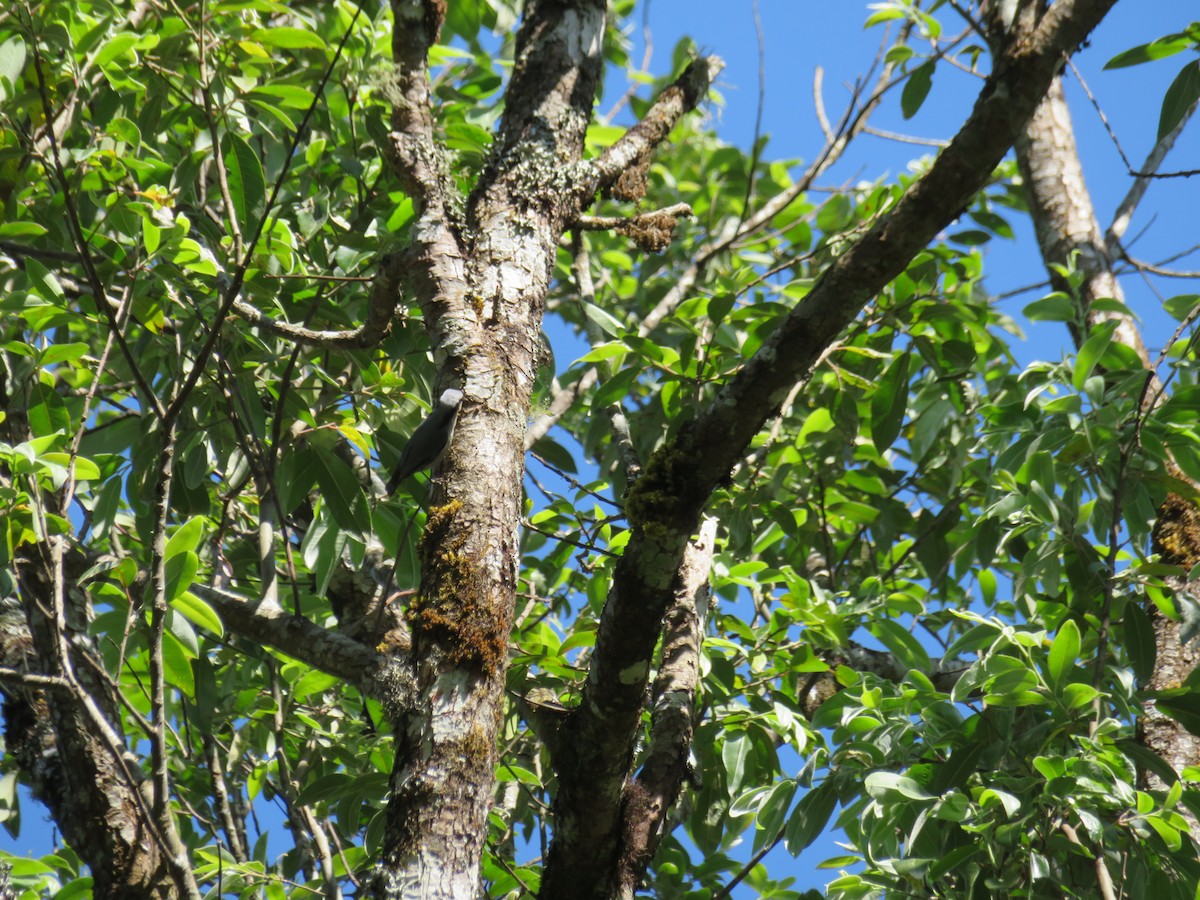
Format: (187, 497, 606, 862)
(862, 124, 949, 147)
(575, 202, 693, 230)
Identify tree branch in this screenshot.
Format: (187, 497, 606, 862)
(527, 35, 904, 449)
(194, 585, 393, 691)
(614, 517, 716, 895)
(228, 251, 407, 349)
(584, 58, 725, 203)
(547, 0, 1119, 892)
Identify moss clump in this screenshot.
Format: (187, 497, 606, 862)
(408, 500, 508, 674)
(624, 442, 699, 534)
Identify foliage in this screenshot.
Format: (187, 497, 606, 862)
(1, 0, 1199, 898)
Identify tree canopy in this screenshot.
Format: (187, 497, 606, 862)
(2, 0, 1200, 898)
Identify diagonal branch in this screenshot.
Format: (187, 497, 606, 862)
(584, 57, 726, 202)
(544, 0, 1119, 892)
(228, 250, 408, 349)
(194, 584, 392, 691)
(386, 0, 453, 216)
(527, 33, 905, 449)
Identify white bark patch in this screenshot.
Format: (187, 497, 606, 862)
(428, 670, 474, 735)
(498, 258, 535, 297)
(561, 8, 603, 60)
(619, 660, 650, 684)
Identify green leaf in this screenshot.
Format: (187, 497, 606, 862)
(89, 476, 124, 542)
(222, 133, 267, 233)
(816, 194, 852, 233)
(592, 366, 641, 409)
(0, 35, 26, 104)
(1158, 61, 1200, 143)
(165, 551, 199, 604)
(1145, 813, 1182, 850)
(798, 407, 835, 442)
(27, 383, 70, 437)
(754, 780, 797, 851)
(46, 453, 100, 482)
(173, 591, 224, 637)
(142, 214, 161, 255)
(869, 619, 931, 672)
(1047, 618, 1080, 686)
(901, 62, 934, 119)
(253, 27, 328, 51)
(94, 33, 140, 68)
(864, 9, 906, 28)
(784, 780, 839, 854)
(173, 239, 219, 276)
(276, 446, 319, 515)
(870, 352, 910, 453)
(1072, 319, 1118, 390)
(23, 256, 64, 301)
(165, 517, 206, 559)
(297, 772, 353, 805)
(969, 209, 1013, 239)
(1022, 292, 1080, 324)
(1124, 601, 1156, 683)
(311, 445, 370, 535)
(40, 342, 88, 365)
(864, 771, 934, 801)
(106, 116, 141, 148)
(1105, 33, 1196, 69)
(0, 221, 47, 239)
(1164, 294, 1200, 321)
(1154, 692, 1200, 737)
(162, 631, 196, 698)
(249, 84, 317, 110)
(582, 302, 626, 338)
(1062, 682, 1098, 709)
(292, 669, 340, 701)
(575, 341, 626, 365)
(722, 732, 751, 797)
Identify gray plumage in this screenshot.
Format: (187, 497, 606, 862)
(385, 388, 463, 494)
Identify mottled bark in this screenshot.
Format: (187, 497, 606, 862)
(1013, 77, 1147, 354)
(613, 518, 716, 899)
(371, 1, 611, 896)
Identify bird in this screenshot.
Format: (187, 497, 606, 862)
(385, 388, 464, 494)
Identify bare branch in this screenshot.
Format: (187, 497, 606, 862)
(813, 66, 834, 142)
(585, 57, 726, 202)
(193, 584, 392, 691)
(575, 202, 693, 231)
(0, 666, 70, 689)
(228, 250, 404, 350)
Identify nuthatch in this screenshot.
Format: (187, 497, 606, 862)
(385, 388, 464, 494)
